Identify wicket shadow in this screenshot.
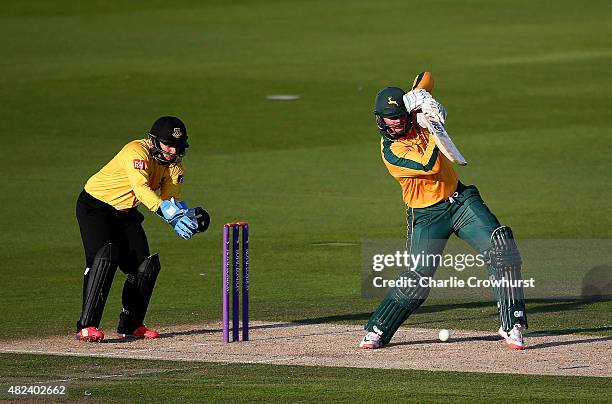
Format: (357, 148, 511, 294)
(157, 328, 218, 339)
(158, 322, 323, 339)
(99, 329, 219, 342)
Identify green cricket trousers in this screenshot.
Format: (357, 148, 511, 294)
(366, 182, 528, 344)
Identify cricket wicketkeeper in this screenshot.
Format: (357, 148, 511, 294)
(75, 116, 210, 342)
(360, 75, 528, 350)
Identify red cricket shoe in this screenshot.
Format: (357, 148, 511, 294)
(76, 326, 104, 342)
(119, 325, 159, 339)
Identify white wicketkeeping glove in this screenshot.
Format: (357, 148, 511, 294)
(402, 89, 432, 113)
(421, 98, 447, 125)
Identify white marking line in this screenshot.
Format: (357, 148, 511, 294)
(1, 347, 298, 364)
(1, 347, 220, 367)
(244, 357, 298, 364)
(265, 94, 300, 100)
(312, 242, 359, 247)
(1, 348, 129, 359)
(34, 367, 192, 384)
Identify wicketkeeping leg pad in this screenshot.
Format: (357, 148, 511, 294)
(79, 243, 119, 329)
(118, 254, 161, 333)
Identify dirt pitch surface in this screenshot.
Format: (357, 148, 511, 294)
(1, 322, 610, 377)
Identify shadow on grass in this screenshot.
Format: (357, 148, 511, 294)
(288, 299, 610, 341)
(528, 335, 612, 350)
(529, 326, 612, 336)
(526, 298, 610, 313)
(291, 298, 607, 323)
(419, 298, 609, 314)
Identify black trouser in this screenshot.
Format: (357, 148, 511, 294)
(75, 190, 150, 332)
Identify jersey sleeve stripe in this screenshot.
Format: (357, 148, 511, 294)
(382, 139, 439, 171)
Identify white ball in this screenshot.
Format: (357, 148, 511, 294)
(438, 329, 450, 342)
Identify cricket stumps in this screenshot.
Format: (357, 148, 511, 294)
(222, 222, 249, 342)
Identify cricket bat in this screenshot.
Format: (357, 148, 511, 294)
(412, 72, 468, 166)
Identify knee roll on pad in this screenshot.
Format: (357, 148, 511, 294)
(79, 243, 119, 328)
(488, 226, 522, 267)
(486, 226, 528, 331)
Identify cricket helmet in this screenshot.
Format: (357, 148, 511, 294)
(148, 116, 189, 164)
(374, 86, 412, 140)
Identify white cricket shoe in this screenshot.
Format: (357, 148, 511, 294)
(498, 324, 525, 350)
(359, 331, 383, 349)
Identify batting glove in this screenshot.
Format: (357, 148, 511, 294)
(403, 89, 432, 113)
(421, 98, 447, 125)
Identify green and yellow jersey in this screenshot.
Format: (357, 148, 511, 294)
(84, 139, 184, 212)
(381, 127, 457, 208)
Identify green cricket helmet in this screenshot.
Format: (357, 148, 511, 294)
(374, 86, 412, 140)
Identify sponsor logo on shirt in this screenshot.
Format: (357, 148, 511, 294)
(133, 159, 146, 170)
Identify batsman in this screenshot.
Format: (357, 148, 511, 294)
(75, 116, 210, 342)
(361, 72, 528, 350)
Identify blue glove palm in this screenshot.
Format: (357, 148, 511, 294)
(159, 198, 198, 240)
(172, 216, 198, 239)
(176, 200, 198, 222)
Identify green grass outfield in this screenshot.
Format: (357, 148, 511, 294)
(1, 354, 611, 402)
(0, 0, 610, 400)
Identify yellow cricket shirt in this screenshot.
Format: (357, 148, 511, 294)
(84, 139, 184, 212)
(381, 127, 458, 208)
